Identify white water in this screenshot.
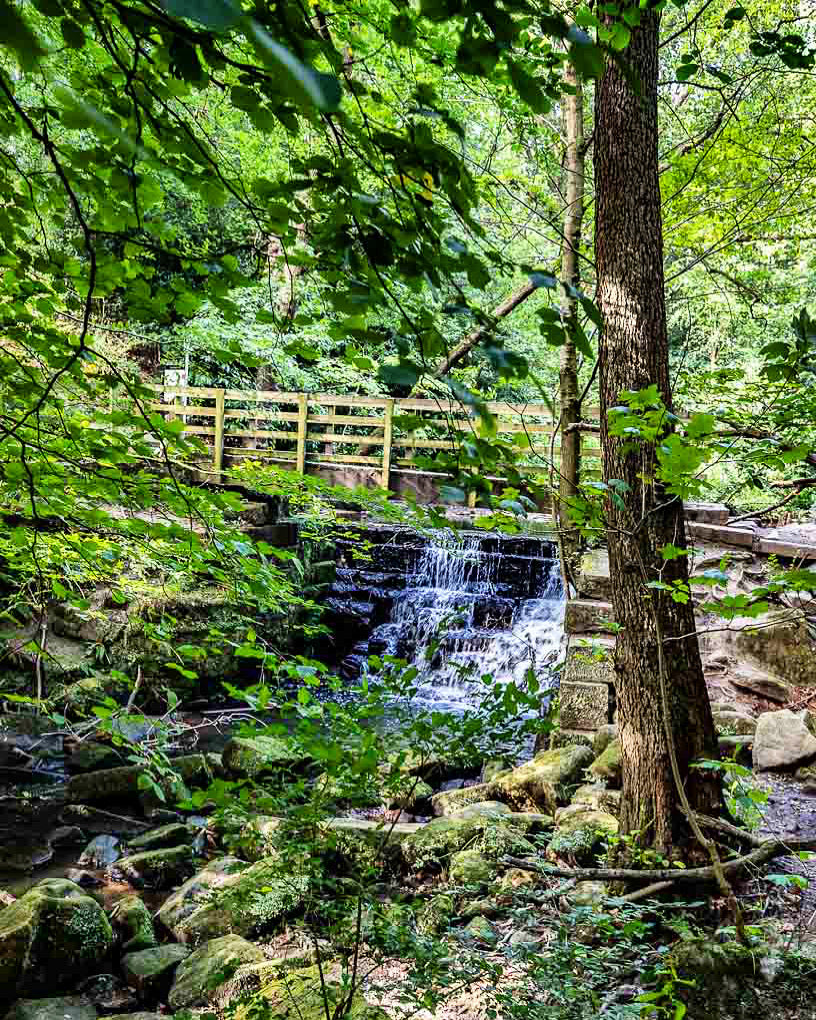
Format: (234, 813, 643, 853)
(369, 532, 565, 712)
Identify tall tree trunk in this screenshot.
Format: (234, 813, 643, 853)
(557, 62, 584, 561)
(594, 9, 720, 853)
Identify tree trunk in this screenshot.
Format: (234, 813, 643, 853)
(557, 62, 584, 559)
(595, 9, 720, 853)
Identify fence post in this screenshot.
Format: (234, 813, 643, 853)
(296, 394, 308, 474)
(381, 398, 394, 489)
(213, 388, 225, 476)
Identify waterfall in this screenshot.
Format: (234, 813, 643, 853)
(327, 527, 565, 713)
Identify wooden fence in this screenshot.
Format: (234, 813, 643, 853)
(147, 385, 600, 500)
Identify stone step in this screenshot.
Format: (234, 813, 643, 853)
(576, 548, 611, 601)
(564, 599, 615, 635)
(683, 501, 729, 525)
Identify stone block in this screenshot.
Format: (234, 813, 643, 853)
(686, 523, 755, 548)
(563, 636, 615, 686)
(563, 599, 615, 635)
(577, 548, 611, 601)
(683, 501, 729, 524)
(559, 681, 610, 731)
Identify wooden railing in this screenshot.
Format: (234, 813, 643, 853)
(147, 385, 601, 498)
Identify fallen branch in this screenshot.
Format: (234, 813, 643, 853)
(620, 880, 676, 903)
(503, 836, 816, 883)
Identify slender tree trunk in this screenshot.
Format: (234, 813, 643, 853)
(595, 9, 720, 853)
(557, 62, 584, 556)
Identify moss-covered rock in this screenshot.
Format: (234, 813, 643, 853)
(157, 855, 309, 945)
(110, 893, 157, 951)
(233, 964, 387, 1020)
(567, 881, 608, 907)
(221, 735, 302, 778)
(417, 895, 454, 935)
(402, 810, 533, 870)
(65, 754, 220, 805)
(493, 744, 594, 812)
(448, 850, 496, 886)
(122, 943, 191, 1003)
(213, 956, 317, 1009)
(128, 823, 191, 851)
(0, 878, 114, 999)
(168, 934, 266, 1009)
(497, 868, 538, 891)
(112, 845, 194, 889)
(463, 916, 497, 944)
(549, 806, 618, 859)
(588, 740, 621, 786)
(571, 784, 621, 816)
(430, 783, 495, 816)
(4, 999, 97, 1020)
(592, 725, 618, 757)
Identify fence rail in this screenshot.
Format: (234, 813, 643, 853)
(147, 385, 601, 499)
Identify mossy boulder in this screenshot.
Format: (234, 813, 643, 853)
(110, 893, 157, 951)
(128, 823, 191, 851)
(549, 806, 618, 859)
(233, 964, 387, 1020)
(112, 845, 194, 889)
(0, 878, 114, 999)
(66, 753, 220, 805)
(4, 999, 97, 1020)
(448, 849, 496, 885)
(430, 783, 494, 816)
(588, 740, 621, 786)
(493, 744, 594, 812)
(221, 736, 302, 778)
(213, 956, 317, 1009)
(168, 934, 266, 1010)
(157, 856, 309, 944)
(571, 784, 621, 816)
(122, 943, 191, 1003)
(567, 881, 608, 907)
(463, 916, 497, 944)
(417, 895, 454, 935)
(592, 725, 618, 757)
(401, 809, 533, 870)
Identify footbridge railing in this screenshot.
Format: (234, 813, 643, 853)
(148, 385, 601, 503)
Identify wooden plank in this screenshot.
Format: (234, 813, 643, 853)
(306, 453, 382, 465)
(224, 409, 298, 422)
(224, 389, 303, 402)
(146, 384, 221, 397)
(213, 389, 225, 476)
(393, 439, 459, 450)
(295, 394, 308, 474)
(308, 431, 384, 446)
(226, 449, 297, 461)
(228, 428, 298, 441)
(307, 414, 384, 426)
(381, 398, 394, 489)
(150, 403, 216, 416)
(176, 425, 216, 436)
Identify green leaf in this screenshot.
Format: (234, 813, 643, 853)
(248, 23, 342, 112)
(163, 0, 241, 29)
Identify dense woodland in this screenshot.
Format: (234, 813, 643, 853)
(2, 1, 816, 1018)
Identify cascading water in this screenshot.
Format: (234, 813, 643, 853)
(324, 526, 564, 713)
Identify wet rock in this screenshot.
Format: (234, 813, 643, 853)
(589, 740, 621, 786)
(157, 856, 309, 944)
(59, 805, 150, 838)
(4, 999, 96, 1020)
(64, 869, 102, 889)
(0, 843, 53, 872)
(75, 974, 138, 1015)
(122, 944, 191, 1003)
(448, 849, 495, 885)
(109, 893, 157, 951)
(231, 964, 386, 1020)
(167, 934, 265, 1009)
(47, 826, 84, 847)
(493, 744, 594, 813)
(66, 754, 219, 805)
(127, 823, 190, 851)
(111, 846, 194, 889)
(78, 835, 120, 868)
(221, 736, 300, 778)
(0, 714, 62, 767)
(753, 709, 816, 771)
(0, 878, 114, 998)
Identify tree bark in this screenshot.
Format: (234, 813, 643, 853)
(557, 62, 584, 554)
(595, 9, 720, 853)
